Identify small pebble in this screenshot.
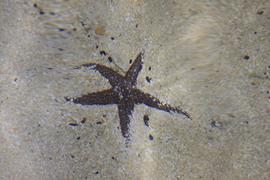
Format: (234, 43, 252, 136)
(95, 26, 106, 35)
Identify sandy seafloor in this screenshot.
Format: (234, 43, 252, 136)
(0, 0, 270, 179)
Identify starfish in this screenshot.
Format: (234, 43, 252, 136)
(66, 51, 191, 141)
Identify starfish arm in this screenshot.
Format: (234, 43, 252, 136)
(132, 89, 191, 119)
(125, 51, 144, 86)
(66, 89, 119, 105)
(81, 63, 124, 87)
(118, 99, 135, 140)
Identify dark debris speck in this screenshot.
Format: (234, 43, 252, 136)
(243, 55, 250, 60)
(68, 123, 78, 127)
(146, 76, 152, 83)
(76, 137, 80, 140)
(49, 12, 56, 15)
(149, 134, 154, 141)
(81, 21, 86, 27)
(100, 50, 107, 56)
(257, 10, 264, 15)
(108, 56, 113, 63)
(94, 171, 99, 175)
(96, 121, 102, 125)
(143, 115, 150, 127)
(81, 117, 86, 124)
(210, 120, 222, 129)
(33, 3, 45, 15)
(129, 59, 133, 64)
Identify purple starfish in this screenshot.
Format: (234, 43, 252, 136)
(66, 51, 191, 141)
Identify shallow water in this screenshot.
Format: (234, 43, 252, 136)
(0, 0, 270, 179)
